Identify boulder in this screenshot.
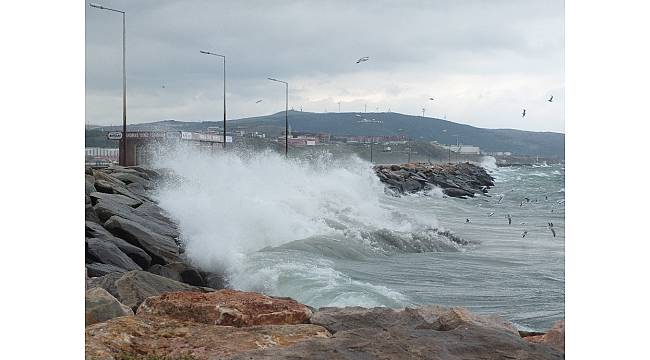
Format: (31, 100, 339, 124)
(85, 204, 101, 224)
(234, 306, 561, 360)
(93, 171, 144, 202)
(134, 201, 177, 226)
(112, 172, 154, 189)
(113, 270, 206, 311)
(85, 174, 96, 195)
(524, 319, 565, 353)
(94, 198, 179, 238)
(148, 262, 205, 286)
(202, 271, 227, 290)
(85, 221, 152, 269)
(85, 315, 330, 360)
(442, 187, 474, 198)
(86, 263, 127, 277)
(104, 215, 180, 265)
(137, 290, 312, 327)
(87, 272, 125, 299)
(89, 191, 142, 208)
(85, 287, 133, 326)
(86, 238, 142, 272)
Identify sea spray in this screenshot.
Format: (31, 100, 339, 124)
(152, 145, 440, 271)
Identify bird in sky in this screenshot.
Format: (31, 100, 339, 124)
(429, 97, 434, 101)
(255, 99, 263, 103)
(548, 95, 554, 102)
(488, 212, 495, 217)
(550, 228, 556, 237)
(522, 230, 528, 238)
(522, 109, 527, 117)
(356, 56, 369, 64)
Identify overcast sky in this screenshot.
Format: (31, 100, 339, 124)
(85, 0, 564, 132)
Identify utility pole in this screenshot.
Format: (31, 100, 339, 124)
(338, 101, 341, 113)
(268, 77, 289, 157)
(200, 50, 227, 148)
(364, 104, 367, 113)
(89, 2, 127, 165)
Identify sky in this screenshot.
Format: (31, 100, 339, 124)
(85, 0, 564, 132)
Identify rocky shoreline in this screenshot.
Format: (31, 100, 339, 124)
(85, 164, 563, 359)
(374, 162, 495, 198)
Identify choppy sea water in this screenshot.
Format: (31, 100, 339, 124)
(154, 147, 564, 331)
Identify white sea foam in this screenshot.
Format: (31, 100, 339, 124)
(151, 144, 434, 274)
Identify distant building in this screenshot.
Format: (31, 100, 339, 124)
(484, 151, 512, 156)
(441, 144, 481, 155)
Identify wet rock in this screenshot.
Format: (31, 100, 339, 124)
(86, 238, 142, 272)
(114, 270, 207, 311)
(85, 287, 133, 326)
(104, 215, 180, 265)
(86, 263, 127, 277)
(524, 319, 565, 353)
(202, 271, 227, 290)
(137, 290, 312, 327)
(112, 172, 154, 189)
(94, 198, 179, 238)
(374, 162, 494, 198)
(148, 262, 205, 286)
(236, 306, 561, 360)
(442, 187, 474, 198)
(85, 315, 330, 360)
(89, 191, 142, 208)
(85, 221, 152, 269)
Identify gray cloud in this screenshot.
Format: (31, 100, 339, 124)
(86, 0, 564, 132)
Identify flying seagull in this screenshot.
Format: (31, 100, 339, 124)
(255, 99, 263, 104)
(522, 230, 528, 238)
(548, 95, 554, 102)
(522, 109, 526, 117)
(488, 212, 495, 217)
(429, 97, 434, 101)
(506, 214, 512, 225)
(356, 56, 369, 64)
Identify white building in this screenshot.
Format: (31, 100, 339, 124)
(442, 144, 481, 155)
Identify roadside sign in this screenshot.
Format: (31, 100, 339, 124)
(107, 131, 123, 140)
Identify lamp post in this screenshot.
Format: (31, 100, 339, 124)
(200, 50, 227, 149)
(89, 2, 127, 165)
(268, 77, 289, 157)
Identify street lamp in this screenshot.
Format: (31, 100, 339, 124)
(268, 77, 289, 157)
(89, 2, 127, 165)
(200, 50, 227, 149)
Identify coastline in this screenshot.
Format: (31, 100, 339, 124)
(85, 164, 564, 359)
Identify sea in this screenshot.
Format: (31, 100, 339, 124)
(153, 146, 565, 332)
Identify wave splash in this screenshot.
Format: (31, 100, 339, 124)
(151, 145, 470, 305)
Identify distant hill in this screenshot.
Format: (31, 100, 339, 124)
(91, 111, 564, 157)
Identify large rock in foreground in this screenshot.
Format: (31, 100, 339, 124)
(85, 315, 330, 360)
(137, 290, 312, 327)
(85, 287, 133, 326)
(524, 319, 565, 353)
(234, 306, 562, 360)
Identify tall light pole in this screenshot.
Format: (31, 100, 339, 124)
(268, 77, 289, 157)
(200, 50, 227, 149)
(89, 3, 127, 165)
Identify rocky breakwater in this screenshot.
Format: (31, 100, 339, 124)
(86, 290, 564, 359)
(374, 162, 495, 198)
(85, 165, 226, 316)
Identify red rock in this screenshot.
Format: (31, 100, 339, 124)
(85, 315, 330, 360)
(137, 290, 312, 326)
(524, 320, 565, 352)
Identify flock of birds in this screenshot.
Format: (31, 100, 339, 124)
(464, 193, 562, 239)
